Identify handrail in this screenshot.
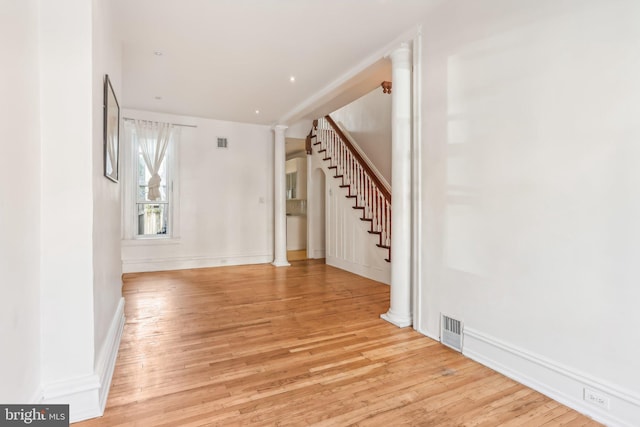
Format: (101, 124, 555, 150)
(324, 115, 391, 202)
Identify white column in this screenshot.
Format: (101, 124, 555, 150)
(272, 125, 290, 267)
(381, 42, 412, 327)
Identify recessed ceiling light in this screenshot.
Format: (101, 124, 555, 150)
(255, 109, 260, 115)
(154, 51, 163, 56)
(154, 96, 162, 100)
(289, 76, 296, 83)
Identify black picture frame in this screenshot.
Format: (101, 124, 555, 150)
(104, 74, 120, 182)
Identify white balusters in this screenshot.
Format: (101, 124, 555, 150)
(314, 117, 392, 259)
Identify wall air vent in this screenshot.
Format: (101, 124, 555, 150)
(441, 314, 463, 352)
(217, 137, 228, 148)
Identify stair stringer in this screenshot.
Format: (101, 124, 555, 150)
(308, 145, 391, 285)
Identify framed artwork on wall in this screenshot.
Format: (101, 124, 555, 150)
(104, 74, 120, 182)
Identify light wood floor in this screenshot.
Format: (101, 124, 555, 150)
(77, 260, 601, 426)
(287, 249, 307, 261)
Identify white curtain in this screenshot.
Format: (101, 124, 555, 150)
(133, 120, 174, 201)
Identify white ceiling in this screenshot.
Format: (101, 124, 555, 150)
(112, 0, 441, 125)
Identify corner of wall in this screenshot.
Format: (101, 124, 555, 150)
(41, 298, 125, 423)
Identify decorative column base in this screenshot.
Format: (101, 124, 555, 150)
(271, 260, 291, 267)
(381, 310, 412, 328)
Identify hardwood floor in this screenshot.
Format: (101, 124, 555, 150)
(287, 250, 307, 261)
(76, 260, 601, 426)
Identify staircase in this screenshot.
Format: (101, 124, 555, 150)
(307, 116, 392, 262)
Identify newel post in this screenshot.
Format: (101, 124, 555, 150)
(272, 124, 290, 267)
(381, 42, 413, 328)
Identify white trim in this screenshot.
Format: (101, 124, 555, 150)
(41, 374, 101, 423)
(411, 26, 423, 332)
(464, 327, 640, 427)
(326, 255, 390, 285)
(40, 298, 126, 423)
(122, 117, 181, 241)
(271, 261, 291, 267)
(122, 253, 273, 273)
(380, 312, 412, 328)
(95, 298, 125, 415)
(121, 237, 181, 246)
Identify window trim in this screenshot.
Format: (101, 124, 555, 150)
(122, 121, 180, 243)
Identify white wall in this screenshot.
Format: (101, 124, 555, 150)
(416, 0, 640, 425)
(286, 157, 307, 251)
(1, 1, 124, 419)
(39, 0, 95, 395)
(91, 0, 125, 412)
(286, 119, 314, 139)
(307, 166, 326, 259)
(121, 110, 274, 272)
(331, 88, 392, 183)
(0, 0, 42, 403)
(286, 216, 307, 251)
(309, 152, 390, 284)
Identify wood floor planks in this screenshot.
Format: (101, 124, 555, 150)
(75, 260, 601, 426)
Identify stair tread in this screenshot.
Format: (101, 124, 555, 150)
(376, 244, 391, 249)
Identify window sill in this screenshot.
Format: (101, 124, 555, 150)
(122, 237, 181, 247)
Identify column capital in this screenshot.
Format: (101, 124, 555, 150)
(390, 42, 412, 68)
(272, 124, 288, 133)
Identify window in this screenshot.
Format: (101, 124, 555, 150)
(124, 120, 179, 240)
(136, 147, 170, 236)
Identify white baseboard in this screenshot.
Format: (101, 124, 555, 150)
(326, 255, 390, 285)
(122, 254, 272, 273)
(309, 249, 326, 259)
(42, 298, 126, 423)
(414, 324, 440, 342)
(463, 327, 640, 427)
(95, 297, 125, 415)
(41, 374, 101, 423)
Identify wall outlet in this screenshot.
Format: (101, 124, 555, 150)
(583, 388, 610, 409)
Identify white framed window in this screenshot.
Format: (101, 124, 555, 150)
(123, 119, 180, 242)
(135, 144, 171, 236)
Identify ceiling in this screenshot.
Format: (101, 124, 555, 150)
(112, 0, 441, 126)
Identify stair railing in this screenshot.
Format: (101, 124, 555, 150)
(311, 115, 392, 261)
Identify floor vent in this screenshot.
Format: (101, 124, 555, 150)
(441, 314, 463, 352)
